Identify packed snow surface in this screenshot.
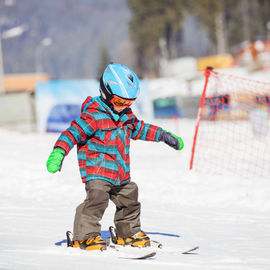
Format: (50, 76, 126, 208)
(0, 119, 270, 269)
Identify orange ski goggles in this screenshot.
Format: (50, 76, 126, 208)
(111, 95, 135, 108)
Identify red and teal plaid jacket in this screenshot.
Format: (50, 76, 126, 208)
(54, 96, 162, 185)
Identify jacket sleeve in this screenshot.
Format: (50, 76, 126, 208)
(54, 112, 97, 155)
(131, 116, 162, 142)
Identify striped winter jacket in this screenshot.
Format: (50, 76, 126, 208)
(54, 96, 162, 185)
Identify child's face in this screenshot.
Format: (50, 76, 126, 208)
(110, 96, 135, 113)
(113, 105, 126, 113)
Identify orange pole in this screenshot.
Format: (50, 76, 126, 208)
(189, 67, 213, 170)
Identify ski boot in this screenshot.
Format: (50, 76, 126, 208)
(66, 231, 107, 251)
(109, 226, 151, 247)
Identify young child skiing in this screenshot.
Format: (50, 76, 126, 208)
(46, 63, 184, 251)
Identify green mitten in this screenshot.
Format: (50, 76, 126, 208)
(46, 148, 66, 173)
(160, 130, 184, 150)
(167, 131, 184, 150)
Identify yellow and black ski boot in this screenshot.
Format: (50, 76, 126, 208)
(66, 231, 106, 251)
(109, 226, 151, 247)
(117, 231, 151, 247)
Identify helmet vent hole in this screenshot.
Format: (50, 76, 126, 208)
(128, 73, 134, 83)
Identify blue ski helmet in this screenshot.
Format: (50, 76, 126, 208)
(99, 63, 140, 103)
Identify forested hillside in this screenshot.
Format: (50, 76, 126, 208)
(0, 0, 131, 79)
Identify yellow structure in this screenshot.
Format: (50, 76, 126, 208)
(0, 73, 49, 131)
(4, 73, 49, 92)
(197, 54, 234, 71)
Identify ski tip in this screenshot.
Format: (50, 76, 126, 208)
(136, 251, 156, 260)
(182, 246, 199, 254)
(120, 251, 156, 260)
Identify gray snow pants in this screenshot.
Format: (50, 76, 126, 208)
(73, 180, 141, 241)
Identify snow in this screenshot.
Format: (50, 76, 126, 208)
(1, 118, 270, 269)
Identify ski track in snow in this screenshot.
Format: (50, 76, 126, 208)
(0, 119, 270, 270)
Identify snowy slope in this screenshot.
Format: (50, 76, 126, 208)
(0, 119, 270, 270)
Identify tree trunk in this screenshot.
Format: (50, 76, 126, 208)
(241, 0, 250, 42)
(215, 11, 227, 54)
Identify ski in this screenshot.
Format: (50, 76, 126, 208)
(106, 244, 156, 259)
(60, 231, 156, 260)
(150, 239, 199, 254)
(155, 244, 199, 255)
(105, 238, 198, 257)
(55, 229, 199, 259)
(182, 246, 199, 254)
(109, 226, 199, 255)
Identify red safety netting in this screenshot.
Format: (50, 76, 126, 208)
(190, 68, 270, 179)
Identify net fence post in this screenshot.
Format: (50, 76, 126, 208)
(189, 67, 213, 170)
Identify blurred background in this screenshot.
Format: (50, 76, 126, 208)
(0, 0, 269, 132)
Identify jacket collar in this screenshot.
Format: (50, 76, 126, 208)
(92, 96, 133, 124)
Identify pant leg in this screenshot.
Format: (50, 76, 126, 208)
(110, 181, 141, 238)
(73, 180, 111, 241)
